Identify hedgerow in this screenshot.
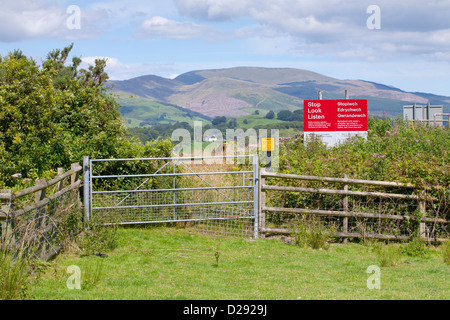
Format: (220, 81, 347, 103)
(279, 116, 450, 190)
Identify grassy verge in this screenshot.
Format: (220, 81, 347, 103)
(31, 227, 449, 300)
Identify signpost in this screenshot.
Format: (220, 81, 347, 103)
(304, 99, 368, 147)
(261, 138, 275, 152)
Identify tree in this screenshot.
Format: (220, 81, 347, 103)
(0, 51, 61, 178)
(227, 118, 237, 128)
(291, 109, 303, 121)
(0, 45, 172, 187)
(277, 110, 292, 121)
(128, 127, 159, 144)
(212, 116, 227, 126)
(265, 110, 275, 119)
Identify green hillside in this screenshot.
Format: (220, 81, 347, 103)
(117, 97, 210, 128)
(233, 90, 301, 113)
(176, 66, 336, 85)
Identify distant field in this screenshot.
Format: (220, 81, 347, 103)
(118, 96, 301, 139)
(117, 97, 210, 128)
(32, 227, 449, 300)
(235, 114, 284, 129)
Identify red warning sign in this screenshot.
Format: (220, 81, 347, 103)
(304, 99, 368, 132)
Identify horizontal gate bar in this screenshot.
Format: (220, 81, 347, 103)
(90, 155, 255, 162)
(92, 200, 254, 210)
(92, 171, 253, 179)
(101, 215, 255, 226)
(92, 185, 254, 194)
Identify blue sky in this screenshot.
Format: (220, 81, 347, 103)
(1, 0, 450, 96)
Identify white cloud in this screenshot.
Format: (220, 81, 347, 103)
(423, 51, 450, 63)
(175, 0, 249, 21)
(82, 56, 132, 79)
(0, 0, 109, 42)
(173, 0, 450, 61)
(82, 56, 121, 68)
(136, 16, 211, 39)
(0, 0, 66, 41)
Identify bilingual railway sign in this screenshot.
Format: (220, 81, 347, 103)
(304, 99, 368, 146)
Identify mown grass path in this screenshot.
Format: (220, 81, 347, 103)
(32, 227, 449, 300)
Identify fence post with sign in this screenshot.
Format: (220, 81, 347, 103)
(261, 137, 275, 172)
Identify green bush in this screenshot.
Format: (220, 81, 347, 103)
(279, 117, 450, 189)
(373, 243, 402, 267)
(292, 217, 335, 250)
(76, 215, 119, 257)
(401, 236, 428, 257)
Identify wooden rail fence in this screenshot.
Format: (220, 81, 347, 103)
(259, 169, 449, 243)
(0, 163, 83, 260)
(1, 162, 448, 261)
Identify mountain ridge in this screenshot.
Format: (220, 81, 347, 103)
(107, 66, 450, 119)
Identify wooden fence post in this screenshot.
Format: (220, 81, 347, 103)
(0, 208, 5, 241)
(35, 178, 47, 221)
(71, 163, 80, 185)
(57, 168, 64, 191)
(343, 174, 349, 244)
(35, 178, 47, 258)
(1, 190, 15, 246)
(71, 163, 82, 209)
(419, 200, 427, 241)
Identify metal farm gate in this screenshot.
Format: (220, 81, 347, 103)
(83, 155, 259, 239)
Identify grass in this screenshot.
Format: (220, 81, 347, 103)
(0, 248, 31, 300)
(30, 227, 450, 300)
(235, 114, 284, 129)
(443, 240, 450, 264)
(373, 243, 403, 267)
(117, 97, 209, 128)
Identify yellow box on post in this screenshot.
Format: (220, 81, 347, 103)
(261, 138, 275, 152)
